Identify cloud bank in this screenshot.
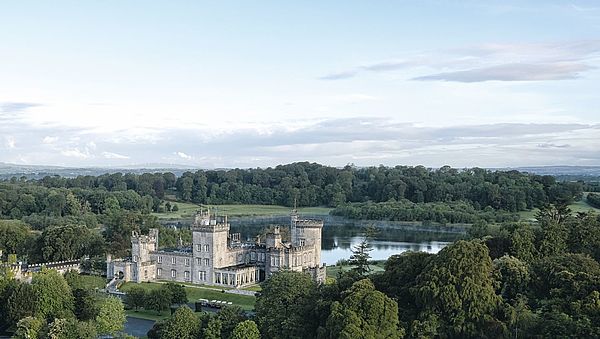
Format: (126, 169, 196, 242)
(1, 106, 598, 168)
(321, 40, 600, 82)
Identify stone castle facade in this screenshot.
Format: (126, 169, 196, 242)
(107, 210, 326, 287)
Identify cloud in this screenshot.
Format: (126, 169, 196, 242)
(0, 102, 41, 113)
(1, 113, 599, 167)
(320, 40, 600, 82)
(4, 136, 16, 149)
(318, 70, 358, 80)
(60, 148, 91, 159)
(42, 136, 58, 144)
(102, 151, 130, 159)
(412, 62, 593, 82)
(175, 151, 193, 160)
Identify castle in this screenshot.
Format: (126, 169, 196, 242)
(107, 209, 326, 287)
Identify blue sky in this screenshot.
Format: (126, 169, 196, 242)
(1, 1, 599, 168)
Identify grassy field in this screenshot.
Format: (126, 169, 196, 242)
(519, 193, 600, 221)
(78, 275, 108, 290)
(153, 201, 332, 220)
(125, 309, 170, 321)
(120, 281, 256, 311)
(326, 261, 386, 279)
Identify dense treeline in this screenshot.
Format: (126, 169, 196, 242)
(248, 207, 600, 338)
(0, 269, 126, 337)
(587, 192, 600, 208)
(331, 200, 520, 224)
(0, 163, 584, 219)
(172, 163, 583, 209)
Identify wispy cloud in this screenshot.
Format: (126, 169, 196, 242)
(320, 40, 600, 82)
(0, 102, 41, 113)
(102, 151, 130, 159)
(176, 151, 193, 160)
(412, 62, 593, 82)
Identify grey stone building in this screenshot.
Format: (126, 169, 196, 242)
(107, 209, 326, 287)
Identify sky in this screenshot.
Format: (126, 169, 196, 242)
(1, 0, 600, 168)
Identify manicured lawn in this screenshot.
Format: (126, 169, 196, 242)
(326, 261, 386, 279)
(519, 192, 600, 221)
(120, 281, 256, 311)
(152, 201, 202, 220)
(79, 275, 108, 290)
(153, 202, 332, 219)
(125, 309, 170, 321)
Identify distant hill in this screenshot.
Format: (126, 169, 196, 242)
(0, 162, 198, 179)
(1, 162, 600, 180)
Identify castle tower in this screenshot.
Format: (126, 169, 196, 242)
(191, 210, 230, 285)
(293, 217, 323, 267)
(131, 228, 158, 282)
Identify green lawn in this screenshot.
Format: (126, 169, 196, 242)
(326, 261, 386, 279)
(79, 275, 108, 290)
(125, 309, 170, 321)
(153, 202, 332, 219)
(519, 193, 600, 221)
(120, 281, 256, 311)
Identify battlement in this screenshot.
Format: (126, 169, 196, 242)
(192, 209, 230, 232)
(192, 222, 230, 233)
(294, 219, 324, 228)
(131, 229, 158, 243)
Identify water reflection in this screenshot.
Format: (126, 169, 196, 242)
(228, 215, 465, 265)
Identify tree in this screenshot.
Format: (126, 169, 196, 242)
(124, 285, 147, 311)
(146, 288, 171, 315)
(73, 288, 99, 321)
(348, 225, 376, 275)
(31, 268, 74, 319)
(163, 282, 188, 305)
(325, 279, 403, 339)
(373, 251, 433, 323)
(217, 305, 247, 339)
(255, 271, 317, 339)
(413, 240, 501, 337)
(509, 225, 537, 263)
(7, 282, 38, 325)
(231, 320, 261, 339)
(0, 220, 32, 258)
(45, 318, 97, 339)
(13, 316, 45, 339)
(95, 296, 126, 335)
(160, 306, 201, 339)
(203, 317, 222, 339)
(493, 255, 530, 302)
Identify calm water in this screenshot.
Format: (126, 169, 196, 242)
(228, 215, 465, 265)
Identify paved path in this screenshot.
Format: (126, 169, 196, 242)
(124, 316, 155, 337)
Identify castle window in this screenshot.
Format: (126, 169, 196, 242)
(158, 256, 163, 263)
(196, 244, 201, 251)
(157, 268, 162, 276)
(184, 271, 190, 280)
(204, 244, 209, 252)
(171, 257, 176, 264)
(185, 258, 190, 266)
(204, 258, 209, 266)
(133, 255, 138, 262)
(300, 239, 306, 246)
(171, 269, 176, 278)
(199, 271, 206, 281)
(196, 258, 201, 265)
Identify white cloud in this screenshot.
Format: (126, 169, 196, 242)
(321, 40, 600, 82)
(42, 136, 58, 144)
(5, 136, 16, 149)
(102, 151, 130, 159)
(176, 151, 193, 160)
(60, 148, 91, 159)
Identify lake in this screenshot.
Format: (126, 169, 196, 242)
(228, 215, 466, 265)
